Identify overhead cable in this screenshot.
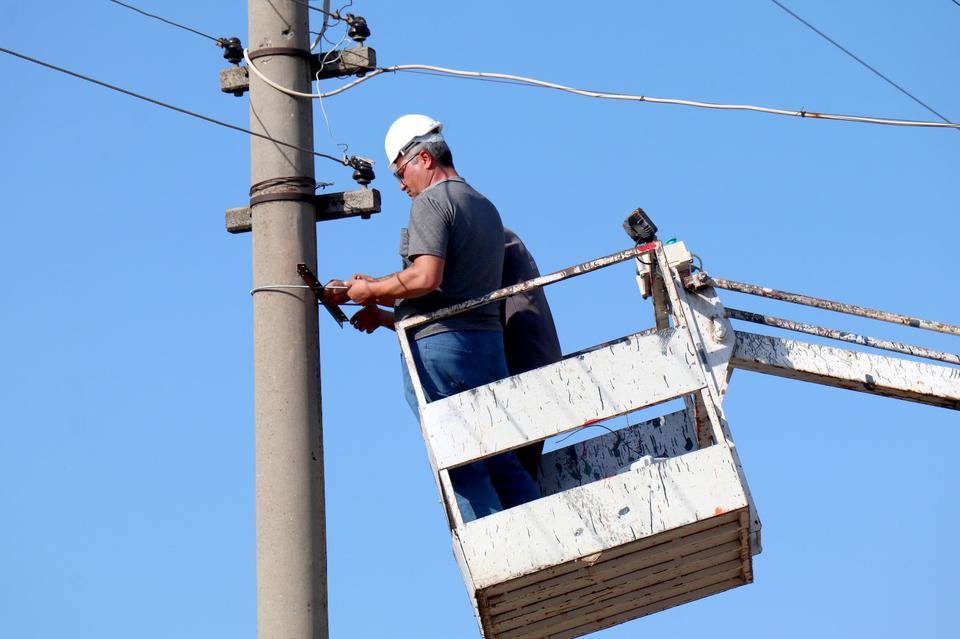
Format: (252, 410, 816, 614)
(242, 51, 959, 129)
(769, 0, 956, 130)
(312, 64, 960, 130)
(0, 46, 349, 166)
(107, 0, 225, 45)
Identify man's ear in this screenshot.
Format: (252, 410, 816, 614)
(419, 150, 435, 169)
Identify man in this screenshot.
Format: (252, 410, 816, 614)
(501, 228, 563, 480)
(337, 114, 540, 522)
(350, 228, 563, 484)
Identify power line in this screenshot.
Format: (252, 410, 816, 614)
(107, 0, 225, 45)
(297, 63, 960, 130)
(399, 68, 546, 90)
(0, 46, 349, 166)
(768, 0, 956, 130)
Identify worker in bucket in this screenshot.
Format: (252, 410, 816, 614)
(335, 114, 541, 521)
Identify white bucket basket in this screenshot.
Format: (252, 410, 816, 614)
(396, 242, 760, 639)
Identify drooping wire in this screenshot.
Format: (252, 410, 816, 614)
(107, 0, 225, 45)
(316, 68, 349, 158)
(769, 0, 957, 131)
(0, 46, 350, 166)
(399, 68, 546, 90)
(311, 64, 960, 130)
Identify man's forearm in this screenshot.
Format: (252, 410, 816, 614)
(369, 268, 437, 304)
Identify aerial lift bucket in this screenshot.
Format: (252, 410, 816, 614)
(396, 241, 760, 639)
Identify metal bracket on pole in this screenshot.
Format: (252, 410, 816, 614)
(297, 263, 349, 328)
(220, 46, 377, 96)
(225, 188, 381, 233)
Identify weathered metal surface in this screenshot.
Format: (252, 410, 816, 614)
(396, 243, 656, 331)
(477, 511, 750, 639)
(457, 444, 749, 590)
(726, 307, 960, 366)
(397, 242, 762, 638)
(537, 410, 696, 496)
(687, 271, 960, 337)
(666, 264, 762, 554)
(422, 328, 707, 471)
(225, 188, 381, 233)
(687, 287, 736, 397)
(731, 331, 960, 409)
(485, 520, 742, 620)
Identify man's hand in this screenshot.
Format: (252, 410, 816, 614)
(345, 278, 375, 304)
(350, 305, 385, 333)
(322, 279, 349, 305)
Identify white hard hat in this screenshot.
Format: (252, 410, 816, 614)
(384, 114, 443, 172)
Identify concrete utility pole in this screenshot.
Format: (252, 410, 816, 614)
(248, 1, 327, 637)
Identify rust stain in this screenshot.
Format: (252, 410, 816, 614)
(714, 506, 725, 516)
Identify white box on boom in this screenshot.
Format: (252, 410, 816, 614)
(396, 242, 760, 639)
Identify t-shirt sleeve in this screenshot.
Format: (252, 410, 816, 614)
(407, 193, 452, 259)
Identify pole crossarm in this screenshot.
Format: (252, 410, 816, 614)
(730, 331, 960, 410)
(687, 272, 960, 337)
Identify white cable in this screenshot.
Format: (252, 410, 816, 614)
(243, 49, 960, 130)
(321, 64, 960, 130)
(317, 69, 348, 157)
(243, 48, 326, 98)
(250, 284, 313, 295)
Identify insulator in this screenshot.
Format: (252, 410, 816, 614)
(344, 14, 371, 44)
(220, 37, 244, 66)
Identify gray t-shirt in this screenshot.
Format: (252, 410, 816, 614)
(396, 177, 504, 340)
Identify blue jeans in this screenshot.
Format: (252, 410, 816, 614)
(401, 330, 541, 523)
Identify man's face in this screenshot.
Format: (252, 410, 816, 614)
(394, 151, 428, 199)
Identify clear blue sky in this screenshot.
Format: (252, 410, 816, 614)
(1, 1, 957, 638)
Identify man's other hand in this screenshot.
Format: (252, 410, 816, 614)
(350, 305, 384, 333)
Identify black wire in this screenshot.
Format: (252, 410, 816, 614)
(769, 0, 957, 130)
(953, 0, 960, 8)
(108, 0, 224, 44)
(554, 423, 643, 457)
(0, 46, 349, 166)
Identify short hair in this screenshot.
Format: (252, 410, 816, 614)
(420, 138, 454, 168)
